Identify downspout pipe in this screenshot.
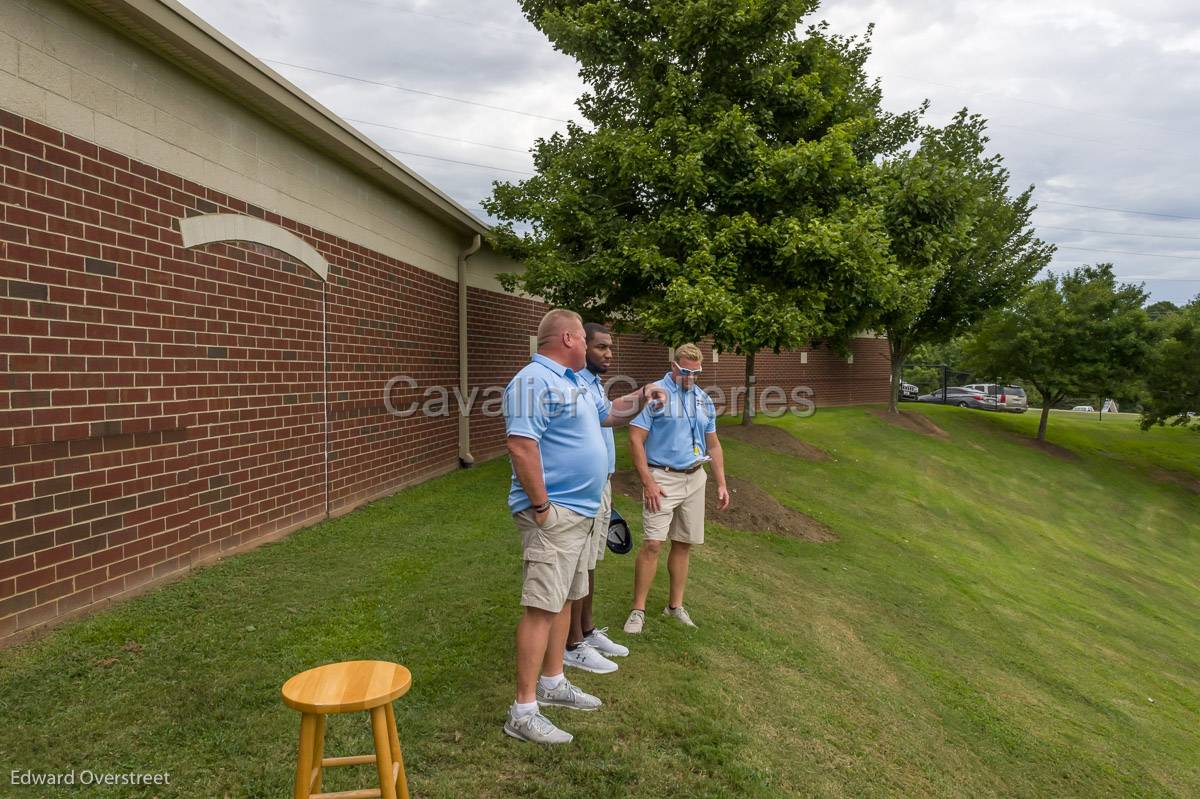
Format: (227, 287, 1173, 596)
(457, 233, 482, 467)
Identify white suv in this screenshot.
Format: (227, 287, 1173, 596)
(965, 384, 1028, 414)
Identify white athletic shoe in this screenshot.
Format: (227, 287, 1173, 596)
(563, 643, 618, 674)
(584, 627, 630, 657)
(663, 605, 697, 628)
(503, 706, 573, 744)
(536, 678, 603, 711)
(623, 609, 646, 634)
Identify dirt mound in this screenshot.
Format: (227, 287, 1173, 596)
(867, 407, 949, 438)
(1012, 435, 1079, 461)
(610, 470, 837, 543)
(993, 431, 1080, 463)
(1153, 468, 1200, 494)
(720, 423, 830, 461)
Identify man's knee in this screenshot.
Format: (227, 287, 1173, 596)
(522, 604, 558, 624)
(670, 540, 691, 554)
(641, 539, 664, 556)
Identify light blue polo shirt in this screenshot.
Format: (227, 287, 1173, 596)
(630, 371, 717, 470)
(580, 368, 616, 476)
(504, 353, 611, 516)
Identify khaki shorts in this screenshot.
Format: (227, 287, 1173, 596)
(586, 479, 612, 570)
(642, 466, 706, 545)
(513, 502, 594, 612)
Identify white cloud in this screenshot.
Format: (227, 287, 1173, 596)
(180, 0, 1199, 303)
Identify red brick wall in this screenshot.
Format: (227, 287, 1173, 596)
(466, 287, 544, 461)
(0, 108, 544, 644)
(608, 334, 891, 410)
(0, 107, 891, 645)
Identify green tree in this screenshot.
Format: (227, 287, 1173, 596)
(907, 336, 970, 394)
(1145, 300, 1180, 322)
(875, 111, 1054, 413)
(1140, 298, 1200, 430)
(484, 1, 913, 424)
(967, 265, 1155, 441)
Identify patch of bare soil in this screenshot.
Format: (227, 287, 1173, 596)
(1153, 468, 1200, 494)
(610, 469, 837, 543)
(720, 423, 830, 461)
(1012, 435, 1079, 462)
(867, 407, 949, 439)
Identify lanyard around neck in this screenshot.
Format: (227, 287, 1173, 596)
(679, 388, 700, 452)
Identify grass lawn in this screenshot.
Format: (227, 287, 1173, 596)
(1, 405, 1197, 798)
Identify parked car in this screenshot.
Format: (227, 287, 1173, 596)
(1071, 405, 1095, 413)
(964, 383, 1029, 413)
(917, 387, 999, 410)
(899, 382, 919, 401)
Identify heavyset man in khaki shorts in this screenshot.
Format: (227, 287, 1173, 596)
(624, 343, 730, 634)
(502, 309, 664, 745)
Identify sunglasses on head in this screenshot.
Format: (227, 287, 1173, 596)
(673, 361, 702, 376)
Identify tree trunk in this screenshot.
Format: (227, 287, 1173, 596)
(1037, 396, 1052, 441)
(741, 350, 756, 426)
(888, 352, 902, 410)
(888, 339, 903, 414)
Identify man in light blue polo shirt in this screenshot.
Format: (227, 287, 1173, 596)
(624, 343, 729, 635)
(502, 309, 664, 746)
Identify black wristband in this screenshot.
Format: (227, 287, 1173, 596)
(534, 500, 552, 513)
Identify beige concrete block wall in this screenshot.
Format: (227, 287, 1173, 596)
(1, 0, 519, 292)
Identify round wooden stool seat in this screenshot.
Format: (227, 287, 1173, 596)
(282, 660, 412, 799)
(282, 660, 412, 714)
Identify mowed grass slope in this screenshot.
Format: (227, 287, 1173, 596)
(0, 406, 1197, 798)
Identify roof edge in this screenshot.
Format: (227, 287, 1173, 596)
(62, 0, 490, 237)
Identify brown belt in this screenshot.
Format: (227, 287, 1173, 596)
(648, 462, 704, 475)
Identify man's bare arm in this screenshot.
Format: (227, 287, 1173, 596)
(629, 425, 665, 512)
(602, 383, 667, 428)
(507, 435, 551, 524)
(706, 431, 730, 510)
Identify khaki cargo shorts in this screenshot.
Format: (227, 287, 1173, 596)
(586, 479, 612, 570)
(513, 502, 594, 612)
(643, 466, 706, 545)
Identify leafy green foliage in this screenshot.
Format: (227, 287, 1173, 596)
(967, 264, 1155, 439)
(906, 336, 972, 392)
(1140, 299, 1200, 430)
(485, 1, 914, 358)
(1145, 300, 1180, 323)
(874, 111, 1054, 411)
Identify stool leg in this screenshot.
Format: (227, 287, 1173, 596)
(384, 702, 409, 799)
(294, 713, 317, 799)
(370, 706, 398, 799)
(311, 714, 326, 795)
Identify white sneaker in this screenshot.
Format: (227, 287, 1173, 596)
(584, 627, 630, 657)
(563, 643, 618, 674)
(663, 605, 697, 628)
(536, 678, 602, 711)
(503, 706, 573, 744)
(623, 609, 645, 634)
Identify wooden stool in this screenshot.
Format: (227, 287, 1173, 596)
(281, 660, 412, 799)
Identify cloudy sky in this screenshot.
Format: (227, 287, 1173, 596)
(182, 0, 1200, 304)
